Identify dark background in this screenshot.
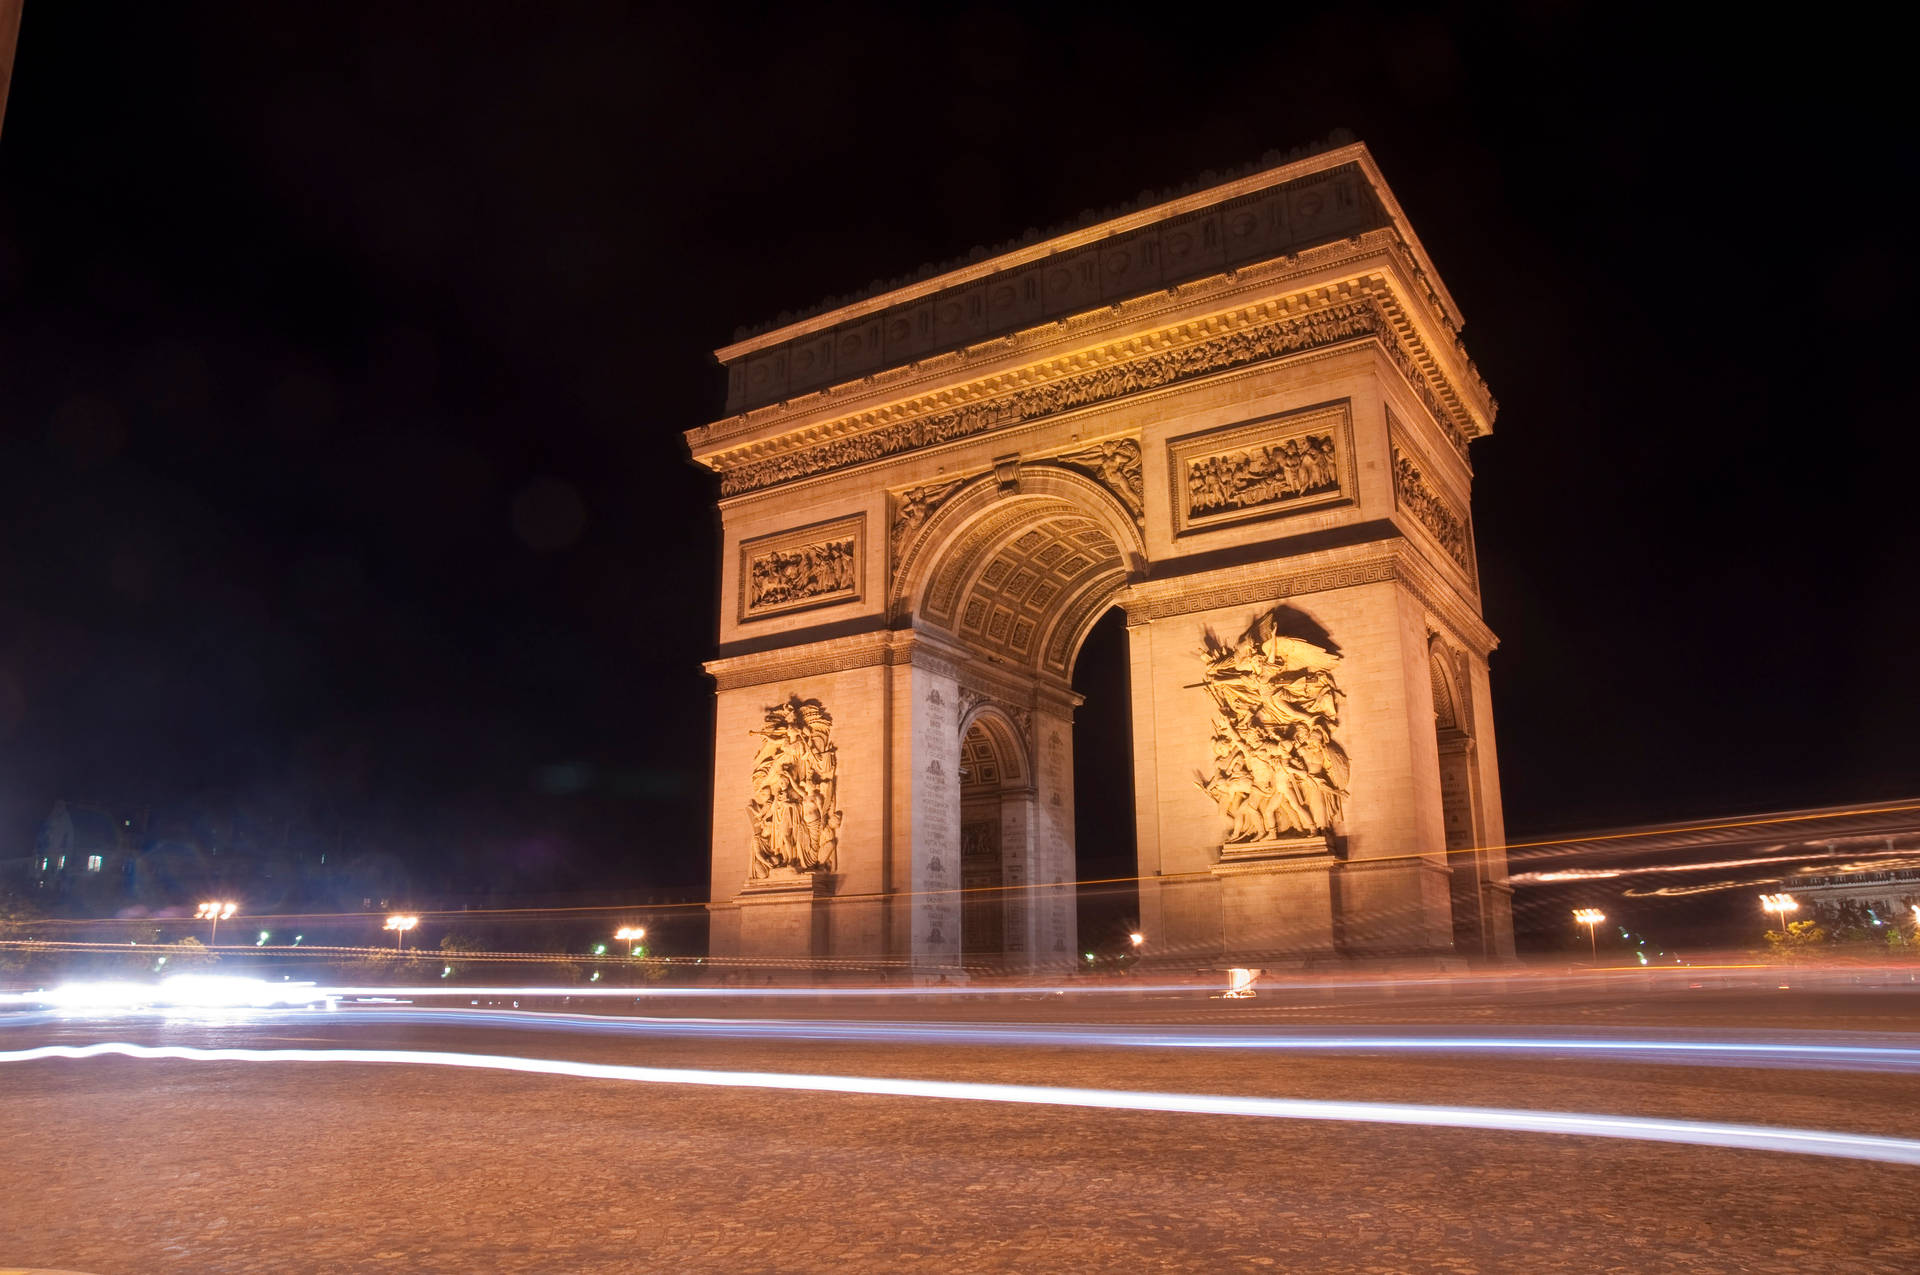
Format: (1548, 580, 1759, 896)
(1, 5, 1913, 931)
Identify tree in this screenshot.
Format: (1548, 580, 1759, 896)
(158, 937, 217, 971)
(438, 932, 484, 979)
(1763, 918, 1827, 959)
(0, 895, 47, 974)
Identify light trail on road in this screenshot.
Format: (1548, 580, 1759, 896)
(9, 1039, 1920, 1167)
(312, 1005, 1920, 1072)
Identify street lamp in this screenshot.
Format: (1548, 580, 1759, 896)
(615, 925, 647, 957)
(384, 914, 419, 951)
(1128, 931, 1145, 949)
(1761, 893, 1799, 927)
(1572, 908, 1605, 964)
(195, 900, 238, 947)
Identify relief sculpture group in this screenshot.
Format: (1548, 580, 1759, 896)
(747, 537, 855, 611)
(1186, 432, 1338, 516)
(748, 696, 842, 877)
(1194, 612, 1352, 843)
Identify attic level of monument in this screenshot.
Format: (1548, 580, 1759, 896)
(705, 143, 1485, 422)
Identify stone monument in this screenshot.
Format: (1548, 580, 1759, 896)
(686, 138, 1515, 973)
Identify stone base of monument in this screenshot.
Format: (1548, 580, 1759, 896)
(1210, 839, 1340, 960)
(734, 869, 838, 967)
(1214, 833, 1336, 864)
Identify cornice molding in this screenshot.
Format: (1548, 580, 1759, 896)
(689, 229, 1492, 458)
(1116, 539, 1496, 657)
(698, 278, 1482, 500)
(703, 625, 1086, 700)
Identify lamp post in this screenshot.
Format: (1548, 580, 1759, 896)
(1761, 893, 1799, 929)
(1572, 908, 1605, 965)
(195, 900, 237, 947)
(384, 914, 419, 951)
(614, 926, 647, 957)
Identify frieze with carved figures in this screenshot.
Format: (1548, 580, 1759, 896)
(1391, 442, 1475, 583)
(738, 515, 864, 623)
(1168, 401, 1354, 535)
(717, 296, 1468, 497)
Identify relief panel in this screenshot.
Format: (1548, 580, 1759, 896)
(1167, 399, 1356, 536)
(1193, 610, 1351, 843)
(1388, 419, 1477, 585)
(747, 696, 841, 878)
(738, 513, 864, 623)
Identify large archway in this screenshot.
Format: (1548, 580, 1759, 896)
(890, 462, 1145, 971)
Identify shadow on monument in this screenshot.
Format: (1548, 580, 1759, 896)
(1072, 606, 1139, 955)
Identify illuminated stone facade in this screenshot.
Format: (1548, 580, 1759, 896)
(687, 141, 1514, 972)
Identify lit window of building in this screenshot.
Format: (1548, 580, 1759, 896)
(87, 854, 103, 872)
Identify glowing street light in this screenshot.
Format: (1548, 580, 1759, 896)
(195, 900, 238, 946)
(614, 926, 647, 957)
(1128, 931, 1145, 949)
(1760, 893, 1799, 925)
(1572, 908, 1605, 964)
(384, 914, 420, 951)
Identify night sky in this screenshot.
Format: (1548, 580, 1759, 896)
(1, 5, 1914, 905)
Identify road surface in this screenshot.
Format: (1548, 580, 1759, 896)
(3, 976, 1919, 1273)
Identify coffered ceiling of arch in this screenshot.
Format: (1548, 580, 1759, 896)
(925, 510, 1125, 678)
(959, 725, 1003, 792)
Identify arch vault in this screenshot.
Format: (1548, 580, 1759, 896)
(688, 140, 1515, 974)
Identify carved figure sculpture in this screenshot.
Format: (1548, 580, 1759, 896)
(1193, 613, 1350, 842)
(748, 696, 840, 876)
(1056, 438, 1146, 516)
(1391, 446, 1475, 579)
(1185, 431, 1339, 518)
(747, 537, 855, 611)
(889, 477, 966, 562)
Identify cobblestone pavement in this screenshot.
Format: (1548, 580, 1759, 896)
(3, 990, 1919, 1273)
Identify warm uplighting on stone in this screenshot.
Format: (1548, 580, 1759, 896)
(687, 141, 1513, 975)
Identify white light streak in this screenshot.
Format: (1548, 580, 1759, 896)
(7, 1041, 1920, 1166)
(6, 975, 331, 1011)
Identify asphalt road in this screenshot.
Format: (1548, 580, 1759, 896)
(4, 980, 1919, 1273)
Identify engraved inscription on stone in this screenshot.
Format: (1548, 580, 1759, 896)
(1167, 401, 1354, 535)
(1391, 443, 1476, 582)
(1193, 610, 1351, 841)
(738, 514, 863, 622)
(747, 696, 841, 878)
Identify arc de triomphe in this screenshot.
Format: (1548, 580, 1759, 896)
(685, 140, 1514, 972)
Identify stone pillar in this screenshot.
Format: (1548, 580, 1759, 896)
(999, 789, 1037, 971)
(1031, 708, 1079, 971)
(892, 654, 961, 977)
